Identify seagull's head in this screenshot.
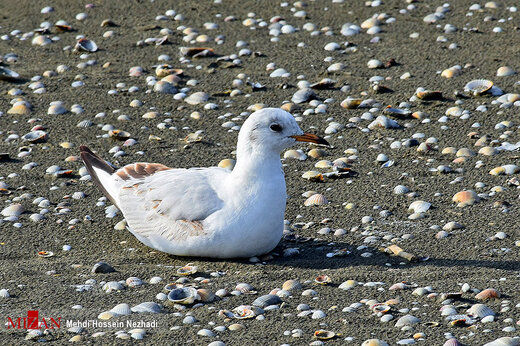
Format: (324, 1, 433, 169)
(239, 108, 329, 155)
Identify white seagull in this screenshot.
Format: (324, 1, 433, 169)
(80, 108, 329, 258)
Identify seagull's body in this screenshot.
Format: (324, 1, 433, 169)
(80, 108, 328, 258)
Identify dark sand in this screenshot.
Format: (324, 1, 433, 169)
(0, 0, 519, 344)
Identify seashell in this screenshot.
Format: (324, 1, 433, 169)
(67, 326, 83, 334)
(395, 314, 420, 327)
(443, 338, 462, 346)
(185, 91, 209, 105)
(304, 194, 328, 206)
(197, 289, 216, 303)
(497, 66, 516, 77)
(22, 130, 48, 143)
(314, 274, 331, 285)
(109, 130, 131, 140)
(282, 279, 302, 291)
(131, 332, 145, 340)
(168, 287, 199, 304)
(0, 289, 10, 298)
(452, 190, 479, 207)
(1, 204, 24, 217)
(75, 38, 98, 52)
(110, 303, 132, 316)
(394, 185, 410, 195)
(311, 78, 336, 89)
(362, 339, 389, 346)
(48, 103, 68, 115)
(482, 337, 519, 346)
(149, 276, 162, 284)
(232, 305, 256, 319)
(314, 160, 333, 169)
(464, 79, 493, 96)
(489, 166, 506, 176)
(302, 289, 317, 296)
(314, 330, 335, 340)
(284, 149, 307, 160)
(98, 311, 116, 320)
(179, 47, 215, 57)
(371, 304, 391, 314)
(502, 164, 520, 175)
(197, 329, 215, 337)
(475, 288, 500, 301)
(416, 90, 443, 100)
(163, 283, 178, 291)
(235, 283, 257, 294)
(218, 158, 236, 170)
(467, 303, 494, 318)
(384, 106, 411, 116)
(291, 88, 316, 104)
(153, 80, 176, 94)
(102, 281, 124, 293)
(311, 310, 326, 319)
(340, 97, 363, 109)
(126, 277, 143, 288)
(308, 148, 328, 158)
(368, 115, 400, 130)
(408, 200, 431, 213)
(441, 66, 462, 79)
(252, 294, 281, 307)
(92, 261, 115, 273)
(367, 59, 383, 69)
(177, 264, 198, 276)
(339, 280, 357, 290)
(215, 289, 228, 298)
(8, 103, 31, 115)
(0, 66, 21, 81)
(301, 171, 324, 182)
(131, 302, 162, 314)
(440, 306, 458, 316)
(37, 251, 54, 258)
(389, 282, 409, 290)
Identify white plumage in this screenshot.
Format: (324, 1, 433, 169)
(80, 108, 328, 258)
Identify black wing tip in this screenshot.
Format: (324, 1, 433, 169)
(80, 145, 115, 174)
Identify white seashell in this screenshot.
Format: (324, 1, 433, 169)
(282, 279, 302, 291)
(97, 311, 116, 320)
(395, 314, 420, 327)
(235, 283, 256, 294)
(394, 185, 410, 195)
(183, 315, 198, 324)
(362, 339, 389, 346)
(110, 303, 132, 316)
(48, 103, 68, 115)
(497, 66, 516, 77)
(304, 193, 328, 206)
(339, 280, 357, 290)
(0, 66, 21, 81)
(408, 201, 431, 213)
(126, 277, 143, 288)
(467, 303, 495, 318)
(440, 306, 458, 316)
(131, 332, 145, 340)
(311, 310, 326, 319)
(215, 289, 228, 297)
(252, 294, 281, 307)
(131, 302, 162, 313)
(197, 329, 216, 337)
(167, 287, 199, 304)
(1, 204, 25, 217)
(368, 115, 401, 130)
(464, 79, 493, 96)
(0, 289, 10, 298)
(502, 164, 519, 175)
(301, 289, 317, 296)
(149, 276, 163, 284)
(75, 38, 98, 52)
(184, 92, 209, 105)
(284, 149, 307, 160)
(482, 337, 519, 346)
(291, 88, 316, 104)
(67, 326, 84, 334)
(102, 281, 124, 293)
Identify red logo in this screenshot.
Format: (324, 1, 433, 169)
(7, 311, 61, 329)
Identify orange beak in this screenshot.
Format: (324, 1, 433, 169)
(290, 133, 330, 147)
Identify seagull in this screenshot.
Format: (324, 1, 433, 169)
(80, 108, 329, 258)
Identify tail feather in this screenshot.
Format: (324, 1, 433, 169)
(80, 145, 120, 208)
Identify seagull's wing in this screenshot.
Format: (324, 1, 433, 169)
(80, 146, 227, 244)
(117, 164, 226, 242)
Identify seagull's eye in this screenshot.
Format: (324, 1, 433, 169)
(270, 124, 283, 132)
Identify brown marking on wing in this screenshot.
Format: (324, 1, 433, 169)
(115, 163, 171, 181)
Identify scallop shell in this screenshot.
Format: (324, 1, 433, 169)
(475, 288, 500, 301)
(235, 283, 257, 294)
(97, 311, 116, 320)
(126, 277, 143, 288)
(408, 200, 431, 213)
(308, 148, 328, 158)
(362, 339, 389, 346)
(0, 66, 21, 81)
(314, 330, 335, 340)
(443, 338, 462, 346)
(1, 204, 25, 217)
(149, 276, 162, 284)
(252, 294, 281, 308)
(452, 190, 479, 207)
(22, 130, 48, 143)
(394, 314, 420, 327)
(177, 264, 198, 276)
(232, 305, 256, 319)
(109, 130, 131, 140)
(110, 303, 132, 316)
(339, 280, 357, 290)
(75, 38, 98, 52)
(284, 149, 307, 160)
(340, 97, 363, 109)
(315, 160, 333, 169)
(131, 302, 162, 314)
(218, 158, 236, 170)
(282, 279, 302, 291)
(371, 304, 391, 314)
(311, 310, 326, 319)
(467, 303, 494, 318)
(393, 185, 410, 195)
(304, 193, 329, 206)
(464, 79, 493, 96)
(197, 288, 216, 303)
(314, 274, 331, 285)
(103, 281, 124, 293)
(167, 287, 199, 304)
(482, 337, 519, 346)
(301, 171, 324, 182)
